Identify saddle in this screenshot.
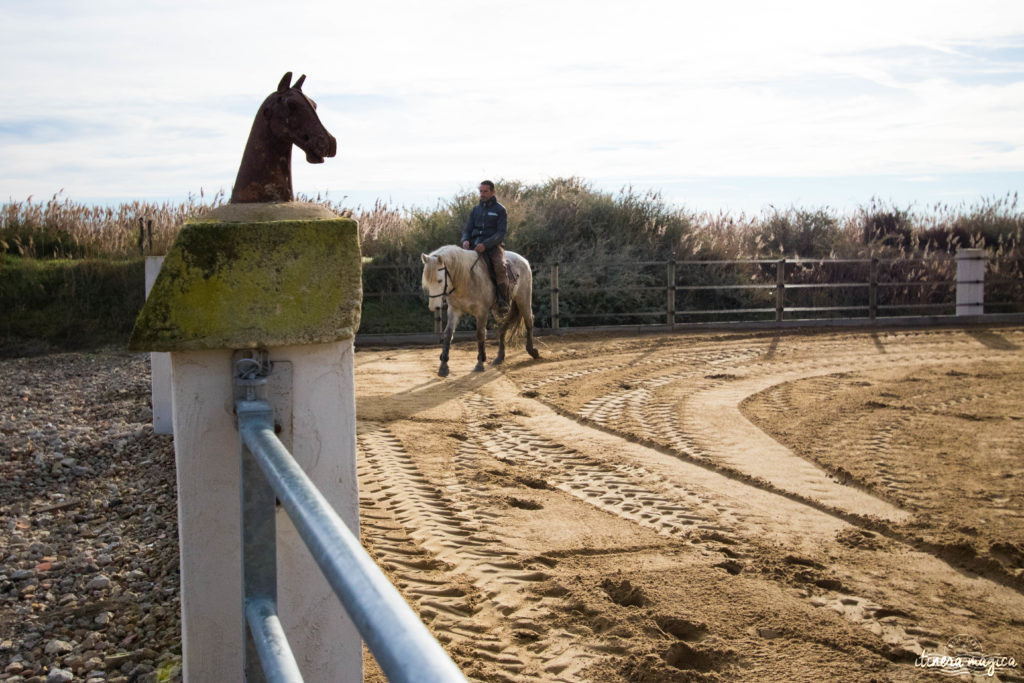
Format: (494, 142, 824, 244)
(474, 253, 518, 290)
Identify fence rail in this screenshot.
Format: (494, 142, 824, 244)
(359, 249, 1024, 337)
(235, 365, 465, 683)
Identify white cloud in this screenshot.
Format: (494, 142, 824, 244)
(1, 0, 1023, 210)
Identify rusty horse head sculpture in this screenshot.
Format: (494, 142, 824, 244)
(230, 72, 337, 203)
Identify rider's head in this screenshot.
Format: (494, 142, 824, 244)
(478, 180, 495, 202)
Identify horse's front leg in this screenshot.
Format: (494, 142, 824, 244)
(472, 315, 487, 372)
(438, 308, 459, 377)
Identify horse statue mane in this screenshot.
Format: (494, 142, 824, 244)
(230, 72, 337, 203)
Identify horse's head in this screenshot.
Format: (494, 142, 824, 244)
(262, 72, 337, 164)
(421, 252, 449, 311)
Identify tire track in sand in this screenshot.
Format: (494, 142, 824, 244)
(464, 395, 746, 542)
(518, 346, 761, 394)
(358, 424, 604, 681)
(465, 373, 1024, 664)
(576, 348, 1019, 521)
(461, 393, 946, 658)
(754, 378, 1024, 510)
(677, 350, 1021, 519)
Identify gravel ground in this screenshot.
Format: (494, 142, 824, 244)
(1, 350, 181, 683)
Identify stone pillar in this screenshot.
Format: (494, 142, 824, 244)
(144, 256, 172, 434)
(956, 247, 986, 316)
(129, 203, 363, 683)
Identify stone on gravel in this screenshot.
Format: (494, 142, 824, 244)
(45, 669, 74, 683)
(84, 576, 110, 592)
(43, 640, 72, 655)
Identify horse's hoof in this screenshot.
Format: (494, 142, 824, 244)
(528, 348, 540, 359)
(492, 356, 504, 366)
(438, 365, 450, 377)
(472, 363, 485, 372)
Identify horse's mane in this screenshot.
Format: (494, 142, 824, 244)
(429, 244, 487, 290)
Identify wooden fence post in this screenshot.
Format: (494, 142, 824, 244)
(869, 258, 879, 320)
(667, 253, 676, 329)
(551, 263, 560, 330)
(775, 258, 786, 322)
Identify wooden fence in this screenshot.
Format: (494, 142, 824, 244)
(358, 250, 1024, 338)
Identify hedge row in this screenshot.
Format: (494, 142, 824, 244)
(1, 257, 145, 353)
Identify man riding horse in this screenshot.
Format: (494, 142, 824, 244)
(461, 180, 510, 315)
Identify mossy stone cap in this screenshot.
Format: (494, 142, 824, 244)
(129, 218, 361, 351)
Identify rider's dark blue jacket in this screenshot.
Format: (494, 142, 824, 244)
(461, 197, 507, 249)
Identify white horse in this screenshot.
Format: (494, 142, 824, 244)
(421, 245, 540, 376)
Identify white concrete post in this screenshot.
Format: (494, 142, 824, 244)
(144, 256, 172, 434)
(170, 342, 360, 682)
(956, 247, 986, 316)
(129, 204, 364, 682)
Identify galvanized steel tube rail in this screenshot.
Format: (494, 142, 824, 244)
(236, 399, 466, 683)
(245, 597, 303, 683)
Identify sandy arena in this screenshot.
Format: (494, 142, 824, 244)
(356, 325, 1024, 682)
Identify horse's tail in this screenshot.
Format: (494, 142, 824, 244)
(499, 300, 526, 346)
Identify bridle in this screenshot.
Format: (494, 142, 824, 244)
(428, 265, 456, 300)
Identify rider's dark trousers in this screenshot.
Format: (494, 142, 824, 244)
(483, 244, 509, 300)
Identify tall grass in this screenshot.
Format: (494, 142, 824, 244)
(4, 181, 1020, 264)
(2, 180, 1021, 339)
(0, 190, 411, 261)
(0, 190, 229, 259)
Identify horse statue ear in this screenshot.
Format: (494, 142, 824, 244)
(294, 74, 306, 90)
(277, 72, 292, 92)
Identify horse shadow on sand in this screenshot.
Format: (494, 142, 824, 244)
(356, 365, 504, 423)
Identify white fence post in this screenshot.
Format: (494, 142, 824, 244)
(956, 247, 986, 316)
(129, 204, 363, 682)
(144, 256, 172, 435)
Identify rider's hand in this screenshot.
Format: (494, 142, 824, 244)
(462, 241, 470, 249)
(474, 243, 485, 253)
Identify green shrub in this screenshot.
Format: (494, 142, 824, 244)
(0, 256, 144, 348)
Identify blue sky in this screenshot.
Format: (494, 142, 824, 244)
(1, 0, 1022, 216)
